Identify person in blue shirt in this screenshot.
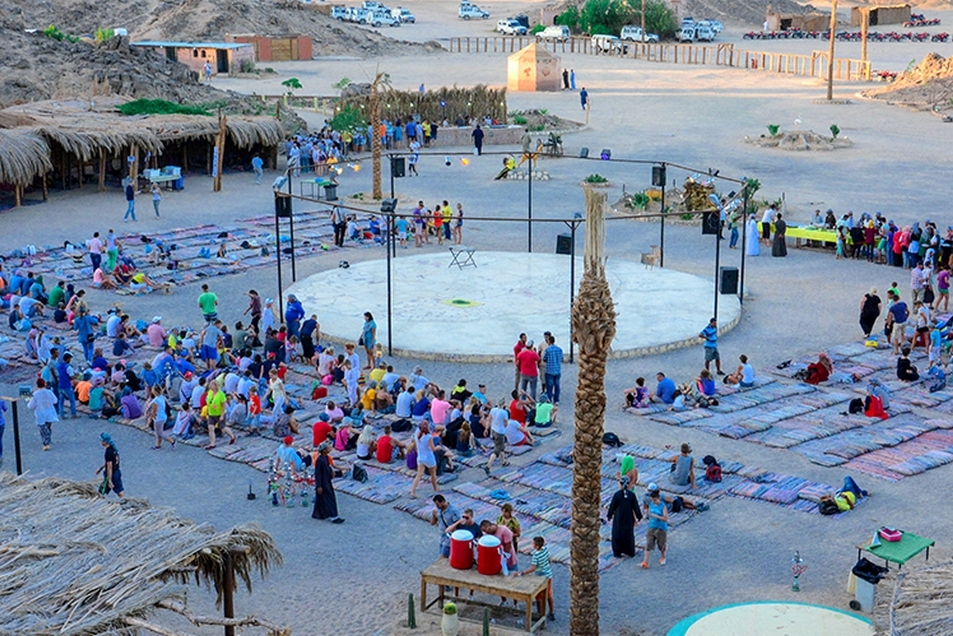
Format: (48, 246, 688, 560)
(641, 489, 669, 568)
(653, 372, 676, 404)
(56, 352, 77, 419)
(251, 154, 264, 184)
(698, 317, 724, 375)
(543, 334, 564, 405)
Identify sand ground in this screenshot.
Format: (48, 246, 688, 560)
(2, 13, 953, 636)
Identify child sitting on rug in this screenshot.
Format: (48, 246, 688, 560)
(624, 377, 650, 408)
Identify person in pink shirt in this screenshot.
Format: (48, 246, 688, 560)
(481, 519, 519, 574)
(429, 389, 451, 426)
(147, 317, 167, 347)
(516, 340, 541, 399)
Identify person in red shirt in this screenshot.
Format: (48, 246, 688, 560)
(516, 339, 541, 399)
(480, 520, 519, 575)
(375, 424, 406, 463)
(512, 333, 527, 391)
(248, 386, 262, 434)
(312, 413, 334, 448)
(508, 389, 530, 424)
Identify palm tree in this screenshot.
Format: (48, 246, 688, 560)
(369, 70, 387, 200)
(569, 187, 616, 636)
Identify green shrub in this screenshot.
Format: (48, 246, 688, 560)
(767, 124, 780, 136)
(282, 77, 303, 95)
(530, 24, 545, 34)
(829, 124, 840, 139)
(329, 104, 367, 133)
(43, 25, 65, 41)
(584, 173, 608, 183)
(512, 115, 527, 125)
(555, 6, 580, 31)
(627, 191, 650, 209)
(94, 28, 115, 43)
(239, 58, 255, 73)
(118, 99, 212, 116)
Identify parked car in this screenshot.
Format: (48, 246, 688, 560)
(591, 33, 627, 53)
(694, 23, 715, 41)
(704, 18, 724, 33)
(619, 25, 659, 42)
(362, 1, 382, 9)
(332, 5, 349, 20)
(391, 7, 415, 23)
(370, 10, 400, 26)
(536, 25, 571, 41)
(459, 4, 490, 19)
(496, 19, 527, 35)
(678, 25, 696, 42)
(681, 17, 695, 28)
(348, 7, 371, 23)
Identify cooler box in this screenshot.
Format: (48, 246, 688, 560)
(477, 535, 502, 575)
(449, 530, 474, 570)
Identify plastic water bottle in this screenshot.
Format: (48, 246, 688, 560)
(301, 490, 309, 507)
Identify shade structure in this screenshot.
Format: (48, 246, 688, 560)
(507, 43, 561, 92)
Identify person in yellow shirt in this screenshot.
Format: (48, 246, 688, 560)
(361, 381, 378, 413)
(441, 201, 453, 243)
(421, 121, 432, 146)
(369, 361, 386, 385)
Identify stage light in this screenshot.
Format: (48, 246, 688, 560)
(445, 156, 452, 166)
(600, 149, 611, 160)
(461, 158, 469, 166)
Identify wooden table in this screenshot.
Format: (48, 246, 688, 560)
(420, 559, 549, 633)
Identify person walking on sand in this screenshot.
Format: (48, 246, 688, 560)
(123, 179, 136, 222)
(252, 154, 264, 184)
(641, 489, 668, 567)
(97, 432, 125, 499)
(607, 476, 641, 558)
(312, 442, 345, 523)
(562, 68, 570, 90)
(28, 378, 58, 451)
(151, 183, 162, 218)
(698, 317, 724, 375)
(570, 69, 576, 90)
(580, 87, 589, 111)
(410, 420, 440, 498)
(471, 124, 485, 155)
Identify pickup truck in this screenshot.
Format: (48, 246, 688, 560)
(459, 4, 490, 20)
(391, 7, 415, 23)
(536, 25, 571, 41)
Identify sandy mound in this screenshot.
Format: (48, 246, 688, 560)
(745, 130, 851, 150)
(864, 52, 953, 114)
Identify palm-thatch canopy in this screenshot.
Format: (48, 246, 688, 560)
(0, 97, 285, 179)
(0, 128, 53, 186)
(0, 473, 286, 636)
(876, 560, 953, 636)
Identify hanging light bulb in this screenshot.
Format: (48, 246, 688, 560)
(461, 158, 469, 166)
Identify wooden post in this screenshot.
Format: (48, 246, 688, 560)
(14, 184, 21, 208)
(98, 149, 106, 192)
(223, 551, 235, 636)
(827, 0, 838, 99)
(206, 144, 212, 175)
(130, 145, 139, 183)
(61, 154, 67, 191)
(42, 173, 48, 201)
(213, 111, 226, 192)
(860, 8, 869, 70)
(182, 145, 188, 172)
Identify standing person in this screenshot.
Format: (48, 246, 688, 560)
(471, 124, 485, 155)
(197, 284, 218, 323)
(562, 68, 569, 90)
(105, 229, 120, 272)
(607, 476, 641, 558)
(123, 179, 136, 222)
(480, 520, 519, 575)
(698, 318, 723, 375)
(285, 294, 304, 339)
(859, 287, 882, 339)
(360, 312, 377, 369)
(251, 154, 264, 184)
(97, 433, 125, 499)
(579, 87, 589, 110)
(74, 308, 96, 363)
(147, 386, 174, 449)
(301, 314, 319, 361)
(516, 339, 541, 399)
(937, 264, 950, 312)
(669, 443, 697, 489)
(886, 291, 909, 354)
(569, 69, 576, 90)
(204, 60, 212, 82)
(27, 378, 58, 451)
(56, 352, 77, 419)
(515, 536, 556, 622)
(244, 289, 262, 333)
(330, 205, 347, 248)
(772, 212, 788, 257)
(204, 382, 236, 449)
(312, 443, 344, 522)
(497, 502, 522, 555)
(760, 204, 774, 245)
(88, 232, 104, 273)
(0, 399, 5, 464)
(641, 489, 669, 567)
(745, 215, 760, 256)
(543, 335, 563, 404)
(430, 494, 461, 557)
(150, 183, 162, 218)
(410, 421, 439, 498)
(453, 203, 464, 245)
(483, 400, 509, 475)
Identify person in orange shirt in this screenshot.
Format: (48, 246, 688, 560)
(248, 385, 262, 435)
(433, 206, 444, 245)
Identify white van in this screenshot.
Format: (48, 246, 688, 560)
(591, 33, 627, 53)
(619, 25, 659, 42)
(695, 24, 715, 41)
(459, 4, 490, 19)
(678, 25, 695, 42)
(536, 25, 571, 41)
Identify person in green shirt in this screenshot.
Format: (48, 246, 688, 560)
(47, 280, 66, 308)
(204, 383, 235, 449)
(197, 283, 219, 323)
(533, 396, 558, 428)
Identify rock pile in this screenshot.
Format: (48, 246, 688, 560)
(864, 53, 953, 115)
(745, 130, 852, 151)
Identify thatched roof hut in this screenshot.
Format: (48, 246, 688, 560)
(0, 128, 52, 187)
(875, 560, 953, 636)
(0, 472, 287, 636)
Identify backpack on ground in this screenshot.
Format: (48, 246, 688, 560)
(391, 418, 412, 432)
(350, 463, 368, 483)
(705, 462, 723, 483)
(819, 496, 840, 515)
(848, 397, 865, 414)
(602, 432, 623, 447)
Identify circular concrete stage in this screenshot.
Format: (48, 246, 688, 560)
(287, 251, 740, 362)
(668, 602, 873, 636)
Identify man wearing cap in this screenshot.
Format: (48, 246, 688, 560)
(274, 436, 304, 472)
(147, 317, 167, 347)
(607, 475, 641, 558)
(642, 488, 669, 568)
(179, 371, 197, 404)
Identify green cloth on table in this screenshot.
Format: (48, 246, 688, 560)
(863, 531, 934, 565)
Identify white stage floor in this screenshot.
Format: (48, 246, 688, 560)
(287, 251, 741, 362)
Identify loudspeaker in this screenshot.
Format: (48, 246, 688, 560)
(381, 198, 397, 213)
(600, 149, 611, 160)
(556, 233, 572, 255)
(391, 156, 405, 178)
(702, 211, 719, 235)
(720, 266, 739, 295)
(274, 194, 292, 218)
(579, 147, 589, 158)
(651, 165, 666, 187)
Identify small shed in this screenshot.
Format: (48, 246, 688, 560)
(507, 43, 561, 92)
(226, 34, 313, 62)
(131, 40, 255, 75)
(851, 3, 911, 26)
(766, 9, 831, 31)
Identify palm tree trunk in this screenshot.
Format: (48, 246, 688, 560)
(569, 187, 616, 636)
(370, 74, 384, 200)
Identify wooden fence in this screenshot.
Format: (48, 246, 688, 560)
(446, 36, 871, 81)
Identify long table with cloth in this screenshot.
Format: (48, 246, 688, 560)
(857, 530, 935, 569)
(420, 558, 549, 632)
(785, 225, 837, 248)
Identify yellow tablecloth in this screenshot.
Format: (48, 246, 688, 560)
(786, 226, 837, 245)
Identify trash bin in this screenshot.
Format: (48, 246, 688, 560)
(850, 558, 888, 612)
(323, 184, 338, 201)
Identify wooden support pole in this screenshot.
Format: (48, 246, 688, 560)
(98, 149, 106, 193)
(42, 172, 48, 201)
(14, 184, 21, 208)
(131, 144, 140, 183)
(827, 0, 838, 99)
(861, 9, 869, 69)
(213, 111, 227, 192)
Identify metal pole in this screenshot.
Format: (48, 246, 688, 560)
(223, 551, 235, 636)
(275, 208, 283, 320)
(739, 186, 749, 305)
(527, 156, 533, 253)
(714, 215, 722, 321)
(389, 154, 395, 199)
(386, 213, 393, 356)
(12, 399, 22, 476)
(287, 177, 296, 282)
(659, 163, 666, 268)
(569, 221, 577, 364)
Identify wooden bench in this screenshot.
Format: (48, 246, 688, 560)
(420, 559, 549, 633)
